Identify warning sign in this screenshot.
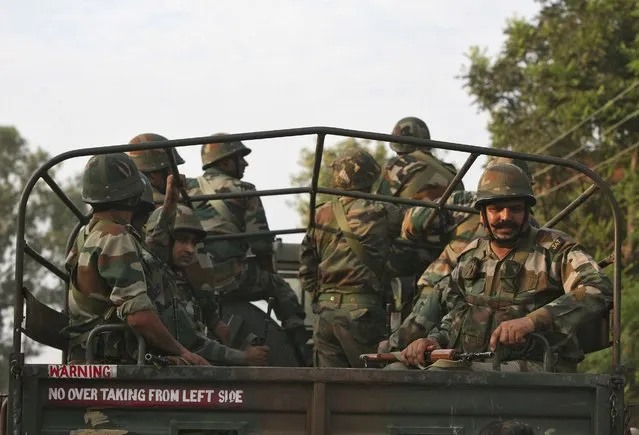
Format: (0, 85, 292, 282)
(46, 385, 244, 408)
(48, 365, 117, 379)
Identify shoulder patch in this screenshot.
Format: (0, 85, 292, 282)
(549, 237, 565, 253)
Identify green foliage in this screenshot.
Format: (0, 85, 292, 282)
(461, 0, 639, 387)
(289, 138, 388, 224)
(0, 126, 85, 392)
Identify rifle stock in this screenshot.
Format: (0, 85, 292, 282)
(360, 349, 495, 364)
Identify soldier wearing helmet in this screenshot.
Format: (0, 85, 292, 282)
(140, 204, 271, 366)
(373, 117, 462, 200)
(379, 157, 537, 356)
(127, 133, 185, 204)
(186, 134, 307, 355)
(396, 162, 613, 372)
(65, 153, 208, 366)
(300, 148, 424, 368)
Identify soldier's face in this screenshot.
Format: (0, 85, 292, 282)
(482, 200, 527, 242)
(235, 155, 248, 179)
(172, 231, 199, 268)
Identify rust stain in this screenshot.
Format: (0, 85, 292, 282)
(71, 430, 128, 435)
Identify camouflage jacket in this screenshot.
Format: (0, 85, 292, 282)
(151, 185, 165, 205)
(389, 191, 481, 348)
(427, 226, 613, 362)
(374, 150, 460, 200)
(187, 168, 272, 261)
(144, 207, 245, 365)
(66, 217, 157, 360)
(299, 197, 405, 297)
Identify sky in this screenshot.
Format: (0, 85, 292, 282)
(0, 0, 540, 362)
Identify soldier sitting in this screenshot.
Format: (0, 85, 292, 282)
(145, 203, 270, 366)
(65, 153, 207, 366)
(397, 163, 613, 372)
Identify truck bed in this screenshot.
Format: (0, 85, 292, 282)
(19, 364, 614, 434)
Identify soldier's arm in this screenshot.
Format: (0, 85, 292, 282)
(526, 242, 614, 335)
(241, 184, 274, 260)
(426, 270, 466, 348)
(299, 231, 320, 294)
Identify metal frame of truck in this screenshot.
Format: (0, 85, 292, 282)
(7, 127, 626, 434)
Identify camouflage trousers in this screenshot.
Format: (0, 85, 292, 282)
(312, 295, 386, 368)
(222, 257, 306, 330)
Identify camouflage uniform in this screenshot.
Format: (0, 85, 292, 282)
(426, 164, 613, 371)
(66, 153, 155, 362)
(374, 117, 461, 200)
(187, 138, 305, 332)
(300, 149, 404, 368)
(388, 158, 536, 350)
(127, 133, 185, 204)
(142, 205, 246, 365)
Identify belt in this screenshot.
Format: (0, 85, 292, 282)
(317, 292, 381, 307)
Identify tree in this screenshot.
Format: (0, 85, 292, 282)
(0, 126, 84, 392)
(461, 0, 639, 390)
(289, 138, 388, 224)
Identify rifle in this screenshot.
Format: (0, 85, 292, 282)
(164, 148, 193, 209)
(145, 353, 171, 368)
(251, 297, 274, 346)
(359, 349, 495, 368)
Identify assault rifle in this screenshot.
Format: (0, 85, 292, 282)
(359, 349, 495, 368)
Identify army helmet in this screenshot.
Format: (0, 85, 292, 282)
(138, 172, 156, 211)
(201, 133, 252, 169)
(81, 153, 144, 204)
(474, 162, 536, 210)
(331, 148, 381, 191)
(486, 156, 534, 185)
(127, 133, 185, 172)
(390, 116, 431, 154)
(146, 205, 207, 240)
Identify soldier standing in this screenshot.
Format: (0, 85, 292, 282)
(299, 149, 404, 368)
(65, 153, 207, 366)
(373, 116, 461, 200)
(400, 163, 613, 372)
(186, 136, 307, 353)
(127, 133, 186, 204)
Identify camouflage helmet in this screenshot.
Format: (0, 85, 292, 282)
(138, 172, 156, 211)
(127, 133, 185, 172)
(474, 163, 536, 209)
(81, 153, 144, 204)
(147, 205, 207, 240)
(331, 148, 381, 191)
(390, 116, 431, 154)
(201, 133, 252, 169)
(486, 157, 534, 184)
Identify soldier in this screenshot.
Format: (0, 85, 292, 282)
(299, 148, 406, 368)
(399, 162, 613, 372)
(64, 153, 207, 366)
(186, 136, 307, 353)
(127, 133, 186, 204)
(144, 203, 270, 366)
(382, 158, 534, 352)
(373, 116, 461, 201)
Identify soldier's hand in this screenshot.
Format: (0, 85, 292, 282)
(164, 174, 186, 208)
(489, 317, 535, 351)
(244, 345, 269, 366)
(179, 349, 211, 366)
(400, 338, 440, 366)
(378, 340, 391, 354)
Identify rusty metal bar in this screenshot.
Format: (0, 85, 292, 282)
(41, 172, 87, 224)
(308, 134, 326, 227)
(23, 244, 68, 283)
(421, 153, 480, 230)
(543, 184, 599, 229)
(190, 187, 310, 202)
(204, 228, 306, 242)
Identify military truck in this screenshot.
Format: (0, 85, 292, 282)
(2, 127, 627, 434)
